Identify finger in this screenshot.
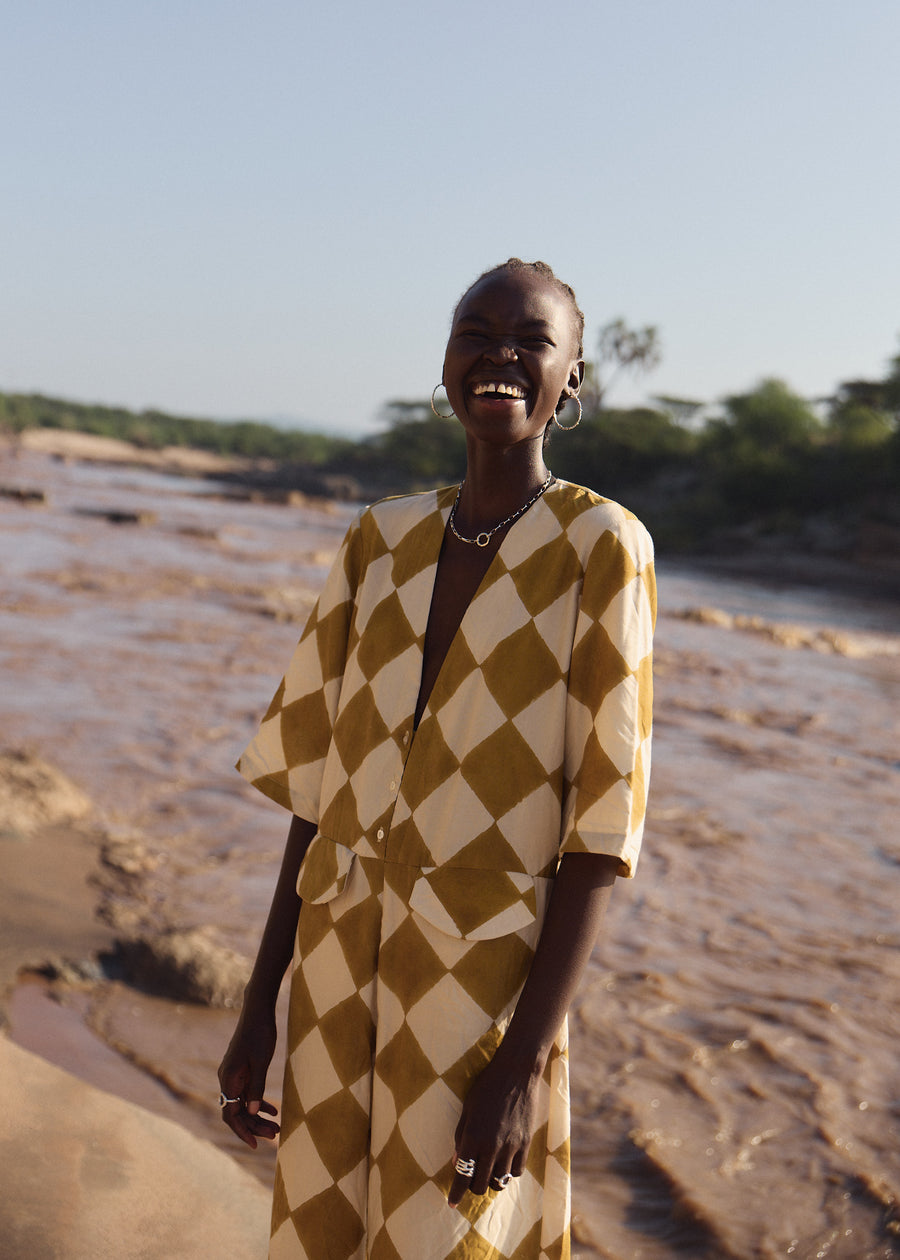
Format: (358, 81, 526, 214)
(245, 1062, 271, 1116)
(221, 1098, 280, 1148)
(470, 1158, 495, 1198)
(510, 1144, 529, 1178)
(488, 1161, 514, 1193)
(448, 1170, 473, 1208)
(448, 1153, 477, 1207)
(221, 1099, 258, 1149)
(246, 1106, 280, 1140)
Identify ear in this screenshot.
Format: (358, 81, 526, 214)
(568, 358, 585, 395)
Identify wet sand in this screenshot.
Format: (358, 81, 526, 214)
(1, 438, 899, 1258)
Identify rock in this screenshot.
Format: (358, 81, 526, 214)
(257, 584, 318, 622)
(100, 836, 161, 878)
(0, 748, 92, 835)
(0, 483, 45, 504)
(0, 814, 112, 1005)
(672, 605, 734, 629)
(0, 1036, 269, 1260)
(38, 956, 107, 986)
(72, 506, 158, 526)
(106, 926, 250, 1008)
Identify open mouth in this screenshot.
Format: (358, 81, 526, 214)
(470, 381, 527, 400)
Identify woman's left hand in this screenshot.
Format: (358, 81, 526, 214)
(448, 1047, 542, 1206)
(446, 853, 621, 1208)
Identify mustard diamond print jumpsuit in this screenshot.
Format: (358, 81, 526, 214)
(238, 480, 656, 1260)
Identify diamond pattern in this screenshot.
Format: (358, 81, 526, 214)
(237, 482, 656, 1258)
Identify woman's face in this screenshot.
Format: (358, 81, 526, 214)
(442, 270, 584, 449)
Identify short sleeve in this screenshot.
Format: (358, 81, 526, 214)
(236, 513, 364, 822)
(560, 519, 656, 876)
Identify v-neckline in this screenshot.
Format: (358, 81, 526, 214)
(411, 481, 555, 730)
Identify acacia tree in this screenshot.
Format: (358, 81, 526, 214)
(882, 339, 900, 416)
(582, 319, 662, 411)
(651, 395, 706, 428)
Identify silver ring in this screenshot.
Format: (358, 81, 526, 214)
(490, 1173, 512, 1189)
(454, 1156, 476, 1178)
(218, 1092, 241, 1107)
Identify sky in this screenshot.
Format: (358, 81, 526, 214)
(2, 0, 899, 436)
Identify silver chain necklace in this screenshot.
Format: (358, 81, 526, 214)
(448, 472, 554, 548)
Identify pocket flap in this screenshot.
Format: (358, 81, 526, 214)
(409, 867, 538, 941)
(296, 833, 355, 904)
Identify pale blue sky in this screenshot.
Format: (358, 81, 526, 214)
(3, 0, 898, 434)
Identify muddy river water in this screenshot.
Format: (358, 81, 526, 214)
(2, 448, 899, 1258)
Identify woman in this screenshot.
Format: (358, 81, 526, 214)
(219, 259, 656, 1260)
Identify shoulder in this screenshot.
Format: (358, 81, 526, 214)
(545, 480, 654, 569)
(348, 488, 455, 576)
(357, 486, 454, 537)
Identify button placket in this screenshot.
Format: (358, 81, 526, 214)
(375, 730, 409, 847)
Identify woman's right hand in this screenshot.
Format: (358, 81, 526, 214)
(217, 1005, 281, 1149)
(216, 815, 316, 1149)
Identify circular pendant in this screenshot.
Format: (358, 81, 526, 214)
(475, 532, 491, 547)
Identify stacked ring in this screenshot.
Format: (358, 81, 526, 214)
(454, 1157, 476, 1178)
(218, 1092, 241, 1107)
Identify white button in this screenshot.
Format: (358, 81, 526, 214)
(376, 828, 385, 841)
(402, 731, 410, 745)
(390, 780, 397, 792)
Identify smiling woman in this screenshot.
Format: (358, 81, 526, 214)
(219, 259, 656, 1260)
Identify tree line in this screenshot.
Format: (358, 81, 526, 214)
(0, 392, 353, 465)
(2, 329, 898, 556)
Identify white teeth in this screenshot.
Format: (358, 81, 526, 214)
(472, 382, 525, 398)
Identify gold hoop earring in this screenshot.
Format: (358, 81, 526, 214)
(431, 385, 454, 419)
(553, 393, 582, 431)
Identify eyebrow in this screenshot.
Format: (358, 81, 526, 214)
(456, 314, 554, 332)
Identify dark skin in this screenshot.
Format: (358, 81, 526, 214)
(219, 267, 622, 1208)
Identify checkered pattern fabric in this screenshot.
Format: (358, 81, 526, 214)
(239, 481, 656, 1259)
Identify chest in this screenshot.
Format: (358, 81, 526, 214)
(414, 529, 503, 724)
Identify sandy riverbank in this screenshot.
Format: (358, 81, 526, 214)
(0, 1037, 270, 1260)
(0, 746, 280, 1177)
(9, 424, 264, 478)
(0, 752, 271, 1260)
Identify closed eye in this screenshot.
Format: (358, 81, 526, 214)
(455, 330, 553, 348)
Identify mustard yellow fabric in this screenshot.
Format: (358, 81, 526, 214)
(238, 480, 656, 1260)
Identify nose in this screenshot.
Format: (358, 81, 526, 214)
(484, 340, 517, 364)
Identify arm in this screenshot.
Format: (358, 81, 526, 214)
(448, 850, 619, 1204)
(449, 523, 655, 1202)
(218, 813, 317, 1149)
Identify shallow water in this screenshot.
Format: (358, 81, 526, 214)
(2, 448, 899, 1258)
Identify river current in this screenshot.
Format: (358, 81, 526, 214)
(2, 449, 898, 1258)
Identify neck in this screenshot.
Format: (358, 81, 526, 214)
(456, 439, 551, 533)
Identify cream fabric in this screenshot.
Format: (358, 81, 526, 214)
(238, 480, 656, 1259)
